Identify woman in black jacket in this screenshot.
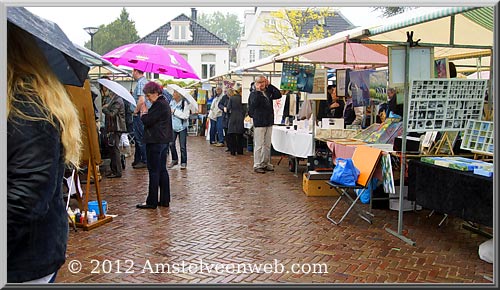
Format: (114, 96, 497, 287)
(136, 82, 174, 209)
(7, 23, 82, 283)
(226, 88, 246, 155)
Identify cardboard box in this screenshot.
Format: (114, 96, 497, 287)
(302, 173, 340, 197)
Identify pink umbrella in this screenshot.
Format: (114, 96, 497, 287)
(102, 43, 199, 80)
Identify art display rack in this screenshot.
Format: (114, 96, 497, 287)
(407, 79, 488, 132)
(461, 120, 494, 155)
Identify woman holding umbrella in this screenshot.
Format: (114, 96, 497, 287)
(136, 82, 173, 209)
(101, 77, 127, 178)
(7, 22, 82, 283)
(167, 84, 196, 170)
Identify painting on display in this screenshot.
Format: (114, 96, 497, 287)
(336, 69, 350, 97)
(364, 118, 403, 144)
(197, 89, 207, 104)
(381, 154, 395, 194)
(434, 58, 449, 78)
(280, 62, 316, 93)
(369, 70, 388, 103)
(348, 69, 372, 107)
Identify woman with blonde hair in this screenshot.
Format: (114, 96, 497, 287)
(7, 23, 82, 283)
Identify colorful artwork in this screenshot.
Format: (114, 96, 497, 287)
(280, 62, 316, 93)
(197, 89, 207, 105)
(381, 154, 395, 194)
(369, 70, 388, 103)
(363, 118, 403, 144)
(353, 123, 382, 141)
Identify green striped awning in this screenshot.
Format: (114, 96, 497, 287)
(463, 7, 494, 31)
(368, 7, 478, 36)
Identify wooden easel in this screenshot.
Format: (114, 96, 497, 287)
(429, 132, 455, 155)
(74, 107, 113, 230)
(65, 81, 112, 231)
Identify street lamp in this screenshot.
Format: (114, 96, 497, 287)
(83, 26, 99, 51)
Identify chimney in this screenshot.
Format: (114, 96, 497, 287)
(191, 8, 197, 21)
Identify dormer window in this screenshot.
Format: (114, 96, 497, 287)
(168, 21, 192, 41)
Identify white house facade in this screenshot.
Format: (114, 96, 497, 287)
(136, 8, 231, 82)
(237, 7, 356, 67)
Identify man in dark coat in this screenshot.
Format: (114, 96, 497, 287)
(248, 75, 282, 173)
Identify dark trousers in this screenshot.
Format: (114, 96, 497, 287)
(227, 133, 244, 155)
(109, 132, 122, 176)
(133, 115, 147, 164)
(145, 143, 170, 206)
(170, 128, 188, 164)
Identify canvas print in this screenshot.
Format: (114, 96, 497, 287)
(434, 58, 449, 78)
(348, 69, 372, 107)
(381, 154, 395, 194)
(369, 70, 388, 103)
(280, 62, 316, 93)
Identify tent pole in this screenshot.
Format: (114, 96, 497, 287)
(385, 42, 416, 246)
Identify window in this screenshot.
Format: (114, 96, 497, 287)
(168, 21, 192, 41)
(249, 49, 255, 63)
(259, 50, 270, 60)
(201, 53, 216, 79)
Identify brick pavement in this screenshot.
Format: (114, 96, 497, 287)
(56, 136, 494, 284)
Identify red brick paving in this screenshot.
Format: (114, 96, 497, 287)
(56, 136, 494, 284)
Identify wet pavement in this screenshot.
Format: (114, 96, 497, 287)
(57, 136, 493, 284)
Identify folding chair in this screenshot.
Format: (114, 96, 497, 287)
(326, 145, 382, 225)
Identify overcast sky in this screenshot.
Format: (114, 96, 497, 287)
(25, 6, 385, 47)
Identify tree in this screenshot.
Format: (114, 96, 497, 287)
(372, 7, 415, 17)
(261, 8, 334, 55)
(84, 8, 140, 55)
(197, 11, 242, 47)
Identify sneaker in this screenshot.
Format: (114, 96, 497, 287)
(264, 166, 274, 172)
(214, 143, 225, 147)
(168, 160, 178, 168)
(180, 163, 187, 170)
(254, 168, 266, 174)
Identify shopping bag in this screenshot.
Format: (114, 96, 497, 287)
(330, 158, 360, 186)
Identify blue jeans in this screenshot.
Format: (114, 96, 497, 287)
(170, 128, 187, 164)
(209, 119, 217, 144)
(133, 115, 147, 164)
(145, 143, 170, 206)
(216, 116, 225, 144)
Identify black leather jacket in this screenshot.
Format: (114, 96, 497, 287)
(7, 95, 68, 282)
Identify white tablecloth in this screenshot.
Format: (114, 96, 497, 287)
(271, 126, 313, 158)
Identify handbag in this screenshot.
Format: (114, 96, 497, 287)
(106, 132, 115, 147)
(330, 158, 360, 186)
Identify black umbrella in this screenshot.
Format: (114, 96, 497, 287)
(7, 7, 90, 87)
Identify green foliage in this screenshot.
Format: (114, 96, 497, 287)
(84, 8, 140, 55)
(372, 7, 415, 17)
(197, 11, 242, 47)
(261, 8, 334, 55)
(157, 79, 197, 88)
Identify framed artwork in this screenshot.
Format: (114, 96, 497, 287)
(280, 62, 316, 93)
(434, 58, 449, 78)
(307, 68, 327, 100)
(336, 69, 349, 97)
(407, 79, 488, 132)
(461, 120, 494, 155)
(369, 70, 388, 103)
(197, 89, 207, 104)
